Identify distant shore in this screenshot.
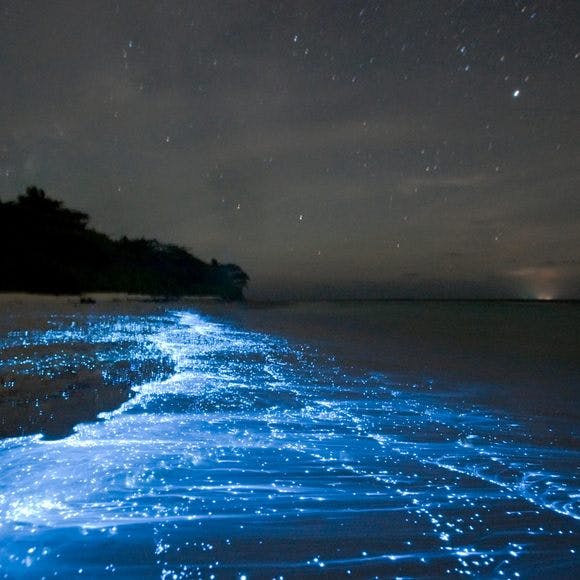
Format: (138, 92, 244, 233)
(0, 292, 223, 304)
(2, 292, 578, 305)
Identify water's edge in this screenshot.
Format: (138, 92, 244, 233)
(0, 306, 578, 577)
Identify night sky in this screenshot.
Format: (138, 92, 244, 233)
(1, 1, 579, 299)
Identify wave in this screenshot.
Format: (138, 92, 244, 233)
(0, 310, 578, 577)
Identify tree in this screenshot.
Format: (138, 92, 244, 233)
(0, 186, 249, 299)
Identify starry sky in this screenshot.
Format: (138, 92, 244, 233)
(1, 1, 579, 299)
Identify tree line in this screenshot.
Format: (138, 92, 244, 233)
(0, 186, 249, 300)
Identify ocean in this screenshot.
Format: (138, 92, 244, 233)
(0, 298, 578, 578)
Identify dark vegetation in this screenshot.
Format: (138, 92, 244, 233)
(0, 186, 249, 299)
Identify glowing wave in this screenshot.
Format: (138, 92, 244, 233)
(0, 310, 578, 577)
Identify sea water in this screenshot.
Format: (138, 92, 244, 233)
(0, 302, 578, 578)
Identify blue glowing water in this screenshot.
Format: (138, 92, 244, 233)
(0, 307, 578, 578)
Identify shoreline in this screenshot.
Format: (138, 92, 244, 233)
(0, 292, 223, 304)
(2, 298, 579, 440)
(2, 292, 579, 305)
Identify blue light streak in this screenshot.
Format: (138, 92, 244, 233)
(0, 310, 578, 577)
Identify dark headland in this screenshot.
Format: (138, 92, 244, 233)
(0, 186, 249, 301)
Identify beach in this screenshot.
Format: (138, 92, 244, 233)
(0, 297, 578, 577)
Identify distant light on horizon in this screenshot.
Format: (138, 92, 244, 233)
(508, 266, 570, 301)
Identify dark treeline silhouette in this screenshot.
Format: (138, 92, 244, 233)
(0, 186, 249, 299)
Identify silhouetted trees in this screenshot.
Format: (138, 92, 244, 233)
(0, 186, 249, 299)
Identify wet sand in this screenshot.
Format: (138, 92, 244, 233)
(0, 296, 176, 439)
